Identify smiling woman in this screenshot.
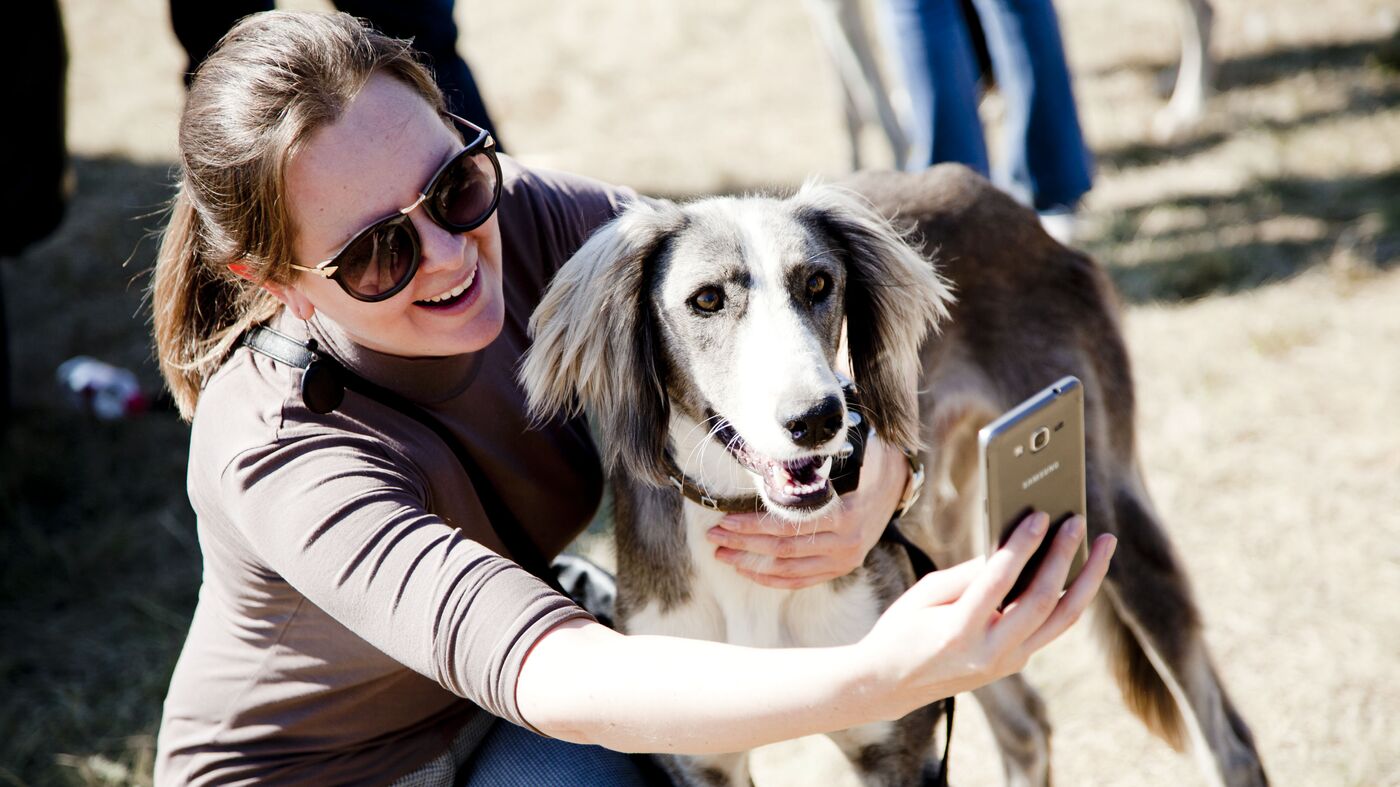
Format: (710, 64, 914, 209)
(146, 9, 1112, 787)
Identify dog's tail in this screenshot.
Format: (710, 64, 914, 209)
(1093, 483, 1196, 752)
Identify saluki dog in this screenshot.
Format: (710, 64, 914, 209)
(520, 165, 1265, 786)
(804, 0, 1215, 168)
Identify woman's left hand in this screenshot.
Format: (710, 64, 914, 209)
(705, 435, 910, 589)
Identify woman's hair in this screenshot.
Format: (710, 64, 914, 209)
(151, 11, 445, 419)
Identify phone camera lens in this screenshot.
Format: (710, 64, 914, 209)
(1030, 427, 1051, 453)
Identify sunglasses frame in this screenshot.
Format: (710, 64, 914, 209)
(289, 113, 502, 303)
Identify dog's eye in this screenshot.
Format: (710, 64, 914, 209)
(806, 272, 832, 302)
(690, 287, 725, 313)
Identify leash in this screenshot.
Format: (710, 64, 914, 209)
(881, 518, 956, 787)
(241, 326, 563, 593)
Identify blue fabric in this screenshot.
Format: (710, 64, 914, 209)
(881, 0, 1093, 211)
(455, 721, 654, 787)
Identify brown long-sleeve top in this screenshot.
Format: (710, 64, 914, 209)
(155, 159, 635, 786)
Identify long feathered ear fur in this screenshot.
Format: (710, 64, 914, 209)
(520, 200, 688, 487)
(793, 183, 954, 452)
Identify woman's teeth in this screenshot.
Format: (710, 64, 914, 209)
(420, 267, 476, 303)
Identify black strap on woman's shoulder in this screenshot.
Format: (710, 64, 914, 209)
(242, 326, 562, 592)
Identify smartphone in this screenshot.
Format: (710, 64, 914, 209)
(978, 376, 1088, 608)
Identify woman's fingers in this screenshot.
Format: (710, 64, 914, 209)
(988, 516, 1090, 649)
(717, 512, 843, 535)
(956, 512, 1051, 616)
(1015, 533, 1116, 656)
(889, 556, 987, 610)
(708, 526, 853, 560)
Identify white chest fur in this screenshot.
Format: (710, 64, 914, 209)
(625, 501, 884, 651)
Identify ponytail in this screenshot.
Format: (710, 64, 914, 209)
(151, 187, 277, 420)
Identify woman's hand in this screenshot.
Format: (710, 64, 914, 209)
(857, 511, 1116, 720)
(705, 436, 909, 589)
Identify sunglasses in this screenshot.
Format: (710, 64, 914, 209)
(289, 113, 502, 302)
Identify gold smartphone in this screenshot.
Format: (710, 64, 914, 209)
(978, 376, 1089, 607)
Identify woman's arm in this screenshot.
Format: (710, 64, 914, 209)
(518, 512, 1115, 753)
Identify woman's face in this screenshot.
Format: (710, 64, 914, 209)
(277, 72, 505, 357)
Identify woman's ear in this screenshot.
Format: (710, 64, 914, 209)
(235, 262, 316, 321)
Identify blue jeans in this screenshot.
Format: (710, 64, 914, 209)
(881, 0, 1093, 211)
(455, 721, 659, 787)
(169, 0, 504, 148)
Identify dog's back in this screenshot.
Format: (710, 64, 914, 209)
(847, 165, 1267, 786)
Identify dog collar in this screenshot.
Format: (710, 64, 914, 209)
(662, 454, 767, 513)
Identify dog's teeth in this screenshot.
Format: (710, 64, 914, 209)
(818, 456, 833, 480)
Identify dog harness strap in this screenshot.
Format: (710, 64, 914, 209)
(240, 326, 563, 594)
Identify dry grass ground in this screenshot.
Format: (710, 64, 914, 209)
(1, 0, 1396, 784)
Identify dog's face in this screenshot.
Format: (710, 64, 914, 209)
(649, 200, 851, 516)
(521, 184, 952, 520)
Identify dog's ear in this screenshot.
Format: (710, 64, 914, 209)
(792, 183, 953, 451)
(520, 200, 688, 487)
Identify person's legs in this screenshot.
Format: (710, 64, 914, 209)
(455, 720, 659, 787)
(332, 0, 505, 148)
(879, 0, 989, 175)
(967, 0, 1092, 211)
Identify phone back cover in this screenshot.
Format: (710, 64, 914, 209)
(979, 378, 1087, 561)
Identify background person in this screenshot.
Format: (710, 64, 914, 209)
(880, 0, 1094, 242)
(150, 11, 1114, 785)
(169, 0, 506, 147)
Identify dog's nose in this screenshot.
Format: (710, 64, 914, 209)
(783, 395, 844, 449)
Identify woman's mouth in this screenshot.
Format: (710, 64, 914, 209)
(414, 265, 479, 311)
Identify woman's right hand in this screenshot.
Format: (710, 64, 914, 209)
(855, 512, 1116, 719)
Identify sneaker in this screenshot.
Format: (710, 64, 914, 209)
(1038, 207, 1078, 246)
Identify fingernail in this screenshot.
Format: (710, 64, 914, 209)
(1030, 512, 1049, 536)
(706, 526, 726, 543)
(1106, 535, 1118, 558)
(1064, 516, 1085, 539)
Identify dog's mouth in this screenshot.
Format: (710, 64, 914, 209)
(711, 419, 836, 511)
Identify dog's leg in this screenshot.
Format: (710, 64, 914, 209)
(971, 675, 1053, 787)
(1152, 0, 1215, 140)
(658, 751, 753, 787)
(826, 705, 941, 787)
(1094, 472, 1267, 786)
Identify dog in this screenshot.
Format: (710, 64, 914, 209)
(520, 164, 1266, 786)
(806, 0, 1214, 167)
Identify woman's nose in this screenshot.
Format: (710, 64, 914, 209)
(410, 209, 470, 274)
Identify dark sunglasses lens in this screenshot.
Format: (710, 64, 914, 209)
(336, 220, 417, 299)
(432, 151, 499, 230)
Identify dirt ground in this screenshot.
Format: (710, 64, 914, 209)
(2, 0, 1397, 784)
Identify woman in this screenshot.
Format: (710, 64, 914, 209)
(151, 11, 1115, 786)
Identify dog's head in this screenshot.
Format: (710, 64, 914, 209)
(521, 183, 952, 520)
